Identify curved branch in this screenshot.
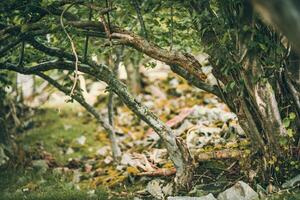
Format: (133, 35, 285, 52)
(0, 58, 195, 190)
(67, 20, 207, 81)
(27, 37, 221, 100)
(170, 65, 222, 99)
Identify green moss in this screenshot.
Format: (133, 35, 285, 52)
(0, 108, 136, 199)
(18, 108, 101, 164)
(0, 168, 120, 200)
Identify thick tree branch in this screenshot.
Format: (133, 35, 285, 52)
(0, 58, 195, 190)
(67, 20, 207, 81)
(27, 38, 221, 101)
(170, 65, 222, 99)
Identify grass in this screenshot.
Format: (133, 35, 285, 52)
(2, 107, 300, 200)
(18, 108, 101, 164)
(0, 107, 135, 200)
(0, 168, 112, 200)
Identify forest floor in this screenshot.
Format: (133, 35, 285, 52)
(1, 68, 300, 200)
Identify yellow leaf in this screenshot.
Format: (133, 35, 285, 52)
(126, 166, 140, 175)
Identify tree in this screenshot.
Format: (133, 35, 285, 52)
(0, 0, 299, 191)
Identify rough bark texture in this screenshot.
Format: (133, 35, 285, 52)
(188, 0, 296, 164)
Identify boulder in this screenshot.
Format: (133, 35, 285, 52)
(217, 181, 259, 200)
(282, 174, 300, 188)
(168, 194, 217, 200)
(32, 159, 49, 174)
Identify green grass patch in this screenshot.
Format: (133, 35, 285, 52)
(18, 108, 102, 164)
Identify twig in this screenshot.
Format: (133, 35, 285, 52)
(195, 149, 243, 161)
(132, 0, 148, 39)
(216, 161, 237, 180)
(137, 168, 176, 177)
(108, 47, 124, 126)
(83, 0, 93, 63)
(169, 5, 174, 51)
(137, 150, 243, 177)
(18, 41, 25, 67)
(60, 3, 79, 96)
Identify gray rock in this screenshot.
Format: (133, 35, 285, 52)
(32, 159, 48, 174)
(146, 179, 164, 199)
(217, 181, 259, 200)
(168, 193, 217, 200)
(282, 174, 300, 188)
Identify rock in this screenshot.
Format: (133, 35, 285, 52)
(84, 163, 93, 172)
(96, 146, 110, 156)
(282, 174, 300, 188)
(104, 156, 113, 164)
(168, 194, 217, 200)
(66, 147, 74, 155)
(169, 78, 179, 88)
(72, 170, 82, 183)
(217, 181, 259, 200)
(64, 124, 72, 130)
(162, 183, 174, 197)
(76, 136, 86, 145)
(146, 179, 164, 199)
(32, 159, 49, 174)
(191, 105, 236, 123)
(186, 125, 224, 149)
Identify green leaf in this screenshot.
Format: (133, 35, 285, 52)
(287, 129, 293, 138)
(259, 43, 267, 51)
(283, 118, 290, 128)
(279, 137, 288, 146)
(229, 81, 235, 89)
(20, 25, 29, 33)
(289, 112, 296, 120)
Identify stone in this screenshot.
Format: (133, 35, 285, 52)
(32, 159, 49, 174)
(282, 174, 300, 188)
(76, 136, 86, 145)
(217, 181, 259, 200)
(146, 179, 164, 199)
(168, 194, 217, 200)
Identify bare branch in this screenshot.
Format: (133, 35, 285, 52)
(0, 58, 195, 189)
(170, 64, 222, 99)
(60, 3, 80, 96)
(131, 0, 148, 39)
